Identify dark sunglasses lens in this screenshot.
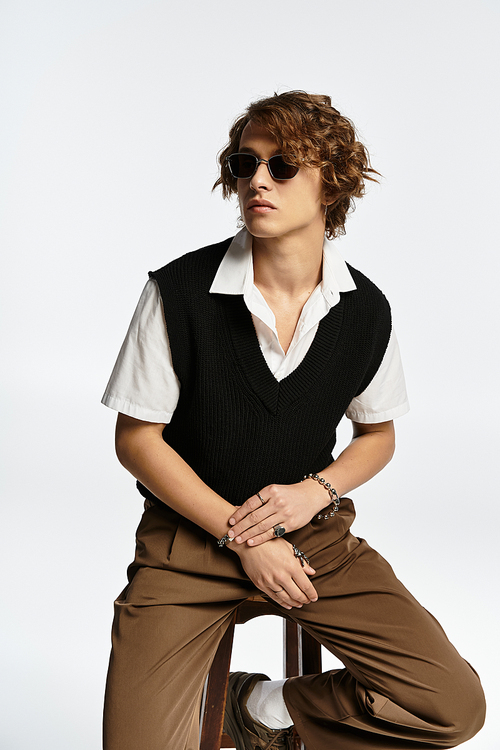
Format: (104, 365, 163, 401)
(268, 155, 299, 180)
(228, 154, 257, 179)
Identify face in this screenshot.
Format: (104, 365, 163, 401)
(236, 121, 326, 243)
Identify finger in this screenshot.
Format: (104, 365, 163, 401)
(269, 575, 315, 607)
(232, 515, 279, 544)
(256, 491, 267, 506)
(228, 494, 267, 526)
(290, 545, 316, 579)
(273, 561, 318, 605)
(243, 531, 274, 547)
(231, 516, 273, 542)
(271, 598, 293, 611)
(268, 588, 300, 610)
(243, 522, 293, 546)
(294, 558, 317, 577)
(273, 585, 309, 609)
(237, 524, 276, 545)
(293, 573, 318, 603)
(287, 578, 316, 605)
(267, 587, 293, 610)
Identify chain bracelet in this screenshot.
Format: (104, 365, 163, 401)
(302, 473, 341, 520)
(217, 533, 233, 548)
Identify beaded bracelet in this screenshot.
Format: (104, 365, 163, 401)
(302, 473, 341, 520)
(218, 473, 339, 547)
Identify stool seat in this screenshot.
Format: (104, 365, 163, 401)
(200, 595, 322, 750)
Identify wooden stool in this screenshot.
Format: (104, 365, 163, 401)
(200, 596, 322, 750)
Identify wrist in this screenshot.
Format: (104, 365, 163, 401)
(299, 476, 331, 514)
(305, 479, 331, 514)
(301, 473, 341, 518)
(229, 540, 251, 557)
(217, 528, 248, 555)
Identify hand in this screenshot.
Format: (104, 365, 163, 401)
(228, 481, 326, 547)
(233, 537, 318, 610)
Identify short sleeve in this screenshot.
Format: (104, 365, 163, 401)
(345, 331, 409, 424)
(101, 279, 180, 423)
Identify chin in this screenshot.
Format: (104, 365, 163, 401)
(246, 228, 282, 241)
(244, 218, 281, 238)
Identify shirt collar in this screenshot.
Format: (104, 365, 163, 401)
(209, 228, 356, 307)
(210, 228, 253, 295)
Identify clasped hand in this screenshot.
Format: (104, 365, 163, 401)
(227, 482, 326, 608)
(234, 537, 318, 610)
(228, 481, 325, 546)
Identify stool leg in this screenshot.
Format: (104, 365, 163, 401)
(283, 621, 301, 750)
(301, 628, 322, 675)
(284, 620, 322, 750)
(200, 613, 236, 750)
(284, 619, 301, 678)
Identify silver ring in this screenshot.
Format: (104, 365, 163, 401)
(273, 524, 286, 538)
(256, 492, 266, 506)
(292, 544, 310, 568)
(271, 588, 284, 593)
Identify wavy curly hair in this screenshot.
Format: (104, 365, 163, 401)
(213, 90, 379, 239)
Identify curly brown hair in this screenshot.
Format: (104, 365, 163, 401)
(213, 90, 379, 239)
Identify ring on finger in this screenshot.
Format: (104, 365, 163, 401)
(271, 588, 284, 593)
(256, 491, 266, 506)
(292, 543, 310, 568)
(273, 524, 286, 538)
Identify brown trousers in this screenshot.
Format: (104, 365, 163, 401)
(103, 499, 485, 750)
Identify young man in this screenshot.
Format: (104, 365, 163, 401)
(102, 91, 485, 750)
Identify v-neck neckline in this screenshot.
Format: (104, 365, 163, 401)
(221, 295, 345, 416)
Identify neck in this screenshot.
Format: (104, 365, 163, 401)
(251, 228, 324, 297)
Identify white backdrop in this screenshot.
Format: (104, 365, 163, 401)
(1, 1, 499, 748)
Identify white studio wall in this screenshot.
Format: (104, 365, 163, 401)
(1, 1, 499, 748)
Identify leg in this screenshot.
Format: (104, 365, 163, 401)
(283, 517, 486, 749)
(103, 503, 255, 750)
(104, 597, 237, 750)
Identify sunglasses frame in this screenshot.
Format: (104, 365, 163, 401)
(226, 153, 299, 181)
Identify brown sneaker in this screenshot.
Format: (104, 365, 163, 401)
(223, 671, 294, 750)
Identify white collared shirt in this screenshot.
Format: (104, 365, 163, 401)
(102, 229, 409, 424)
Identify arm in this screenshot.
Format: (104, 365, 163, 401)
(115, 412, 317, 609)
(115, 412, 237, 539)
(228, 420, 395, 546)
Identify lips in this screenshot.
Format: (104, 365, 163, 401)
(246, 199, 277, 212)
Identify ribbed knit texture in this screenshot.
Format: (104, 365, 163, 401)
(137, 237, 391, 507)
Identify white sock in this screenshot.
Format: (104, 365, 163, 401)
(245, 678, 293, 729)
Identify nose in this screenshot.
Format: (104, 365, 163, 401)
(249, 160, 273, 191)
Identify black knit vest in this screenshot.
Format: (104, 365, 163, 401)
(137, 237, 391, 507)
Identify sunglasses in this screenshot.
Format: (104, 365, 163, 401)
(226, 153, 299, 181)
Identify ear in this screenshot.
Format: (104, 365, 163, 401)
(322, 189, 340, 208)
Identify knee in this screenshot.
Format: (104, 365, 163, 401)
(456, 683, 486, 744)
(435, 673, 486, 745)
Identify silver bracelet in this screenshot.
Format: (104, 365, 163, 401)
(302, 473, 341, 520)
(217, 533, 233, 548)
